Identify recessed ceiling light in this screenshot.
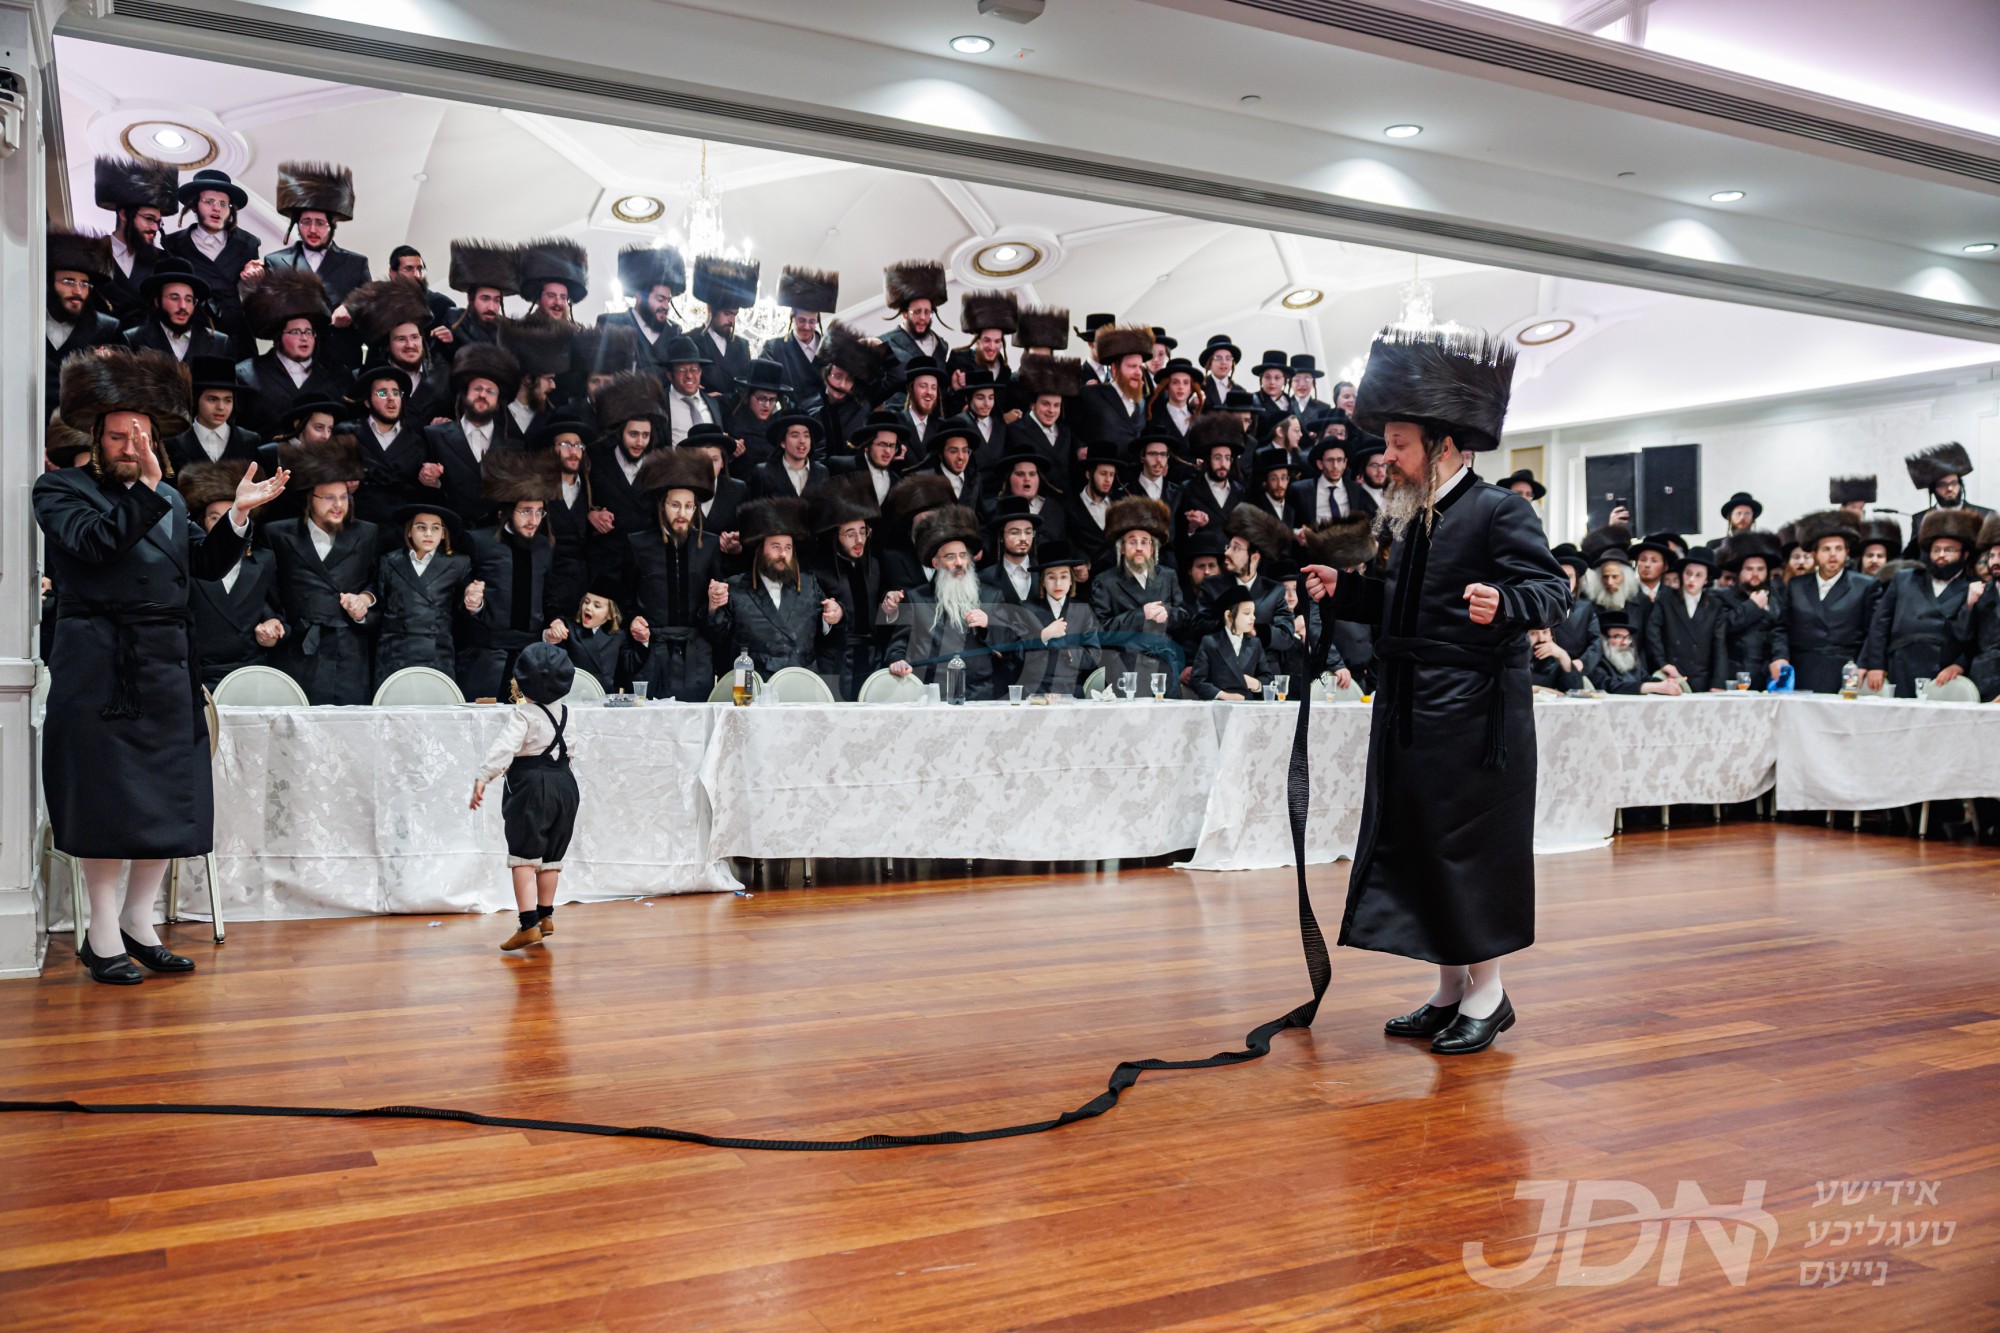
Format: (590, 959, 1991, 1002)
(1280, 288, 1324, 309)
(991, 245, 1022, 264)
(611, 194, 665, 224)
(971, 240, 1041, 277)
(1383, 124, 1422, 139)
(1517, 318, 1576, 345)
(1709, 189, 1746, 203)
(1964, 242, 1998, 255)
(412, 172, 428, 183)
(950, 34, 994, 54)
(151, 127, 187, 150)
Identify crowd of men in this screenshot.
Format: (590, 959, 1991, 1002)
(42, 156, 2000, 708)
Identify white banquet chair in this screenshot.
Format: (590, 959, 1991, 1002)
(1927, 676, 1980, 703)
(371, 666, 465, 705)
(562, 671, 608, 704)
(765, 666, 836, 703)
(857, 668, 927, 703)
(211, 665, 310, 707)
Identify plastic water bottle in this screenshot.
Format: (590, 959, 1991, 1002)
(944, 654, 967, 705)
(732, 649, 755, 707)
(1840, 660, 1861, 700)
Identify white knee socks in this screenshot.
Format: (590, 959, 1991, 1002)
(80, 858, 168, 956)
(1460, 961, 1505, 1019)
(1428, 965, 1469, 1007)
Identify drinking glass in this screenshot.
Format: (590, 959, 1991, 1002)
(1007, 684, 1024, 705)
(1261, 681, 1277, 702)
(1274, 674, 1290, 702)
(1732, 672, 1750, 692)
(1118, 671, 1139, 700)
(925, 681, 942, 704)
(1150, 672, 1166, 700)
(1916, 677, 1932, 701)
(632, 681, 650, 701)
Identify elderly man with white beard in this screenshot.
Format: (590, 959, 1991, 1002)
(886, 506, 1005, 699)
(1092, 496, 1189, 696)
(1586, 611, 1682, 695)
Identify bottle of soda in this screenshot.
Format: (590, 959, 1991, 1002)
(732, 649, 755, 707)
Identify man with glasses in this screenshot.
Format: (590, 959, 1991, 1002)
(1128, 431, 1183, 512)
(344, 364, 427, 525)
(45, 227, 127, 407)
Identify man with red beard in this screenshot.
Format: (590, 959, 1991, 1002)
(625, 447, 732, 701)
(714, 497, 844, 675)
(1092, 496, 1187, 695)
(887, 506, 1003, 699)
(1072, 323, 1154, 456)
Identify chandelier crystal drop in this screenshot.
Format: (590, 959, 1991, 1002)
(671, 142, 790, 347)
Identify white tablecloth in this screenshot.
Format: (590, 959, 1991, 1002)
(1775, 696, 2000, 810)
(1180, 697, 1622, 872)
(211, 703, 735, 919)
(1603, 693, 1780, 807)
(701, 699, 1220, 860)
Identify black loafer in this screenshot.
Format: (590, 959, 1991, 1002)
(79, 940, 144, 986)
(121, 931, 195, 973)
(1431, 994, 1516, 1055)
(1384, 1001, 1460, 1038)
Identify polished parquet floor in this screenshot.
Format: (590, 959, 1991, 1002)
(3, 825, 1997, 1331)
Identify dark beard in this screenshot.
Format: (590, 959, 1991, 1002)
(636, 302, 668, 333)
(1930, 556, 1962, 578)
(47, 289, 82, 323)
(521, 383, 548, 412)
(462, 404, 496, 426)
(368, 407, 401, 429)
(757, 554, 793, 583)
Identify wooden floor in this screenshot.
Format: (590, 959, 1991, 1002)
(3, 826, 1998, 1331)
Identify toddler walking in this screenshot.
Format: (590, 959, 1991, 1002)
(471, 642, 583, 951)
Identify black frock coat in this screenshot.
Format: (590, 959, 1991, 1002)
(1861, 566, 1972, 696)
(264, 517, 381, 704)
(1188, 630, 1271, 699)
(165, 423, 263, 473)
(1319, 473, 1569, 965)
(1716, 585, 1781, 689)
(626, 530, 729, 702)
(234, 351, 354, 439)
(1965, 593, 2000, 700)
(190, 549, 285, 687)
(34, 469, 251, 857)
(1769, 570, 1881, 694)
(1642, 590, 1731, 693)
(163, 225, 261, 353)
(715, 570, 838, 676)
(372, 548, 472, 678)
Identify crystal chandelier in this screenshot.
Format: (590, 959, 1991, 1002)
(1341, 257, 1464, 388)
(668, 142, 791, 348)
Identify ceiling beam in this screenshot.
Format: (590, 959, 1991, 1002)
(927, 177, 997, 238)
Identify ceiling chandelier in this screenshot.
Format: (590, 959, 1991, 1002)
(669, 142, 791, 348)
(1340, 256, 1465, 387)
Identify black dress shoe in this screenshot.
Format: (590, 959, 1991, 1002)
(78, 940, 144, 986)
(1431, 994, 1516, 1055)
(121, 931, 195, 973)
(1384, 1001, 1460, 1038)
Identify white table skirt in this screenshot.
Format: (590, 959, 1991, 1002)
(1180, 697, 1623, 872)
(701, 699, 1220, 860)
(210, 703, 736, 919)
(1603, 693, 1780, 808)
(1775, 696, 2000, 810)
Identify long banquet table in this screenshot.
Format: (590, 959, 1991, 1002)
(144, 691, 1989, 921)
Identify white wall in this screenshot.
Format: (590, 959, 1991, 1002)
(1510, 364, 2000, 548)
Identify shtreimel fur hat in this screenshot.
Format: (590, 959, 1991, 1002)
(450, 239, 522, 297)
(1917, 507, 1982, 552)
(1104, 495, 1171, 546)
(343, 277, 432, 344)
(1352, 326, 1517, 452)
(618, 244, 687, 297)
(1796, 510, 1862, 553)
(1305, 515, 1379, 570)
(692, 255, 761, 310)
(480, 448, 562, 506)
(884, 259, 947, 312)
(1828, 475, 1876, 506)
(1014, 306, 1070, 351)
(1225, 505, 1292, 569)
(1092, 323, 1155, 367)
(778, 266, 839, 313)
(59, 348, 191, 442)
(275, 160, 355, 222)
(93, 156, 177, 214)
(241, 266, 332, 340)
(1906, 442, 1973, 490)
(915, 504, 984, 566)
(826, 320, 892, 387)
(635, 448, 715, 504)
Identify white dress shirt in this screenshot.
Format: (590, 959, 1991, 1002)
(47, 317, 74, 350)
(867, 463, 893, 504)
(1081, 491, 1111, 529)
(308, 518, 338, 560)
(302, 247, 325, 273)
(670, 391, 710, 443)
(411, 549, 435, 577)
(461, 417, 494, 463)
(279, 354, 313, 389)
(1136, 474, 1166, 501)
(507, 399, 535, 433)
(193, 421, 231, 462)
(1002, 557, 1031, 600)
(1817, 572, 1841, 600)
(111, 236, 136, 277)
(189, 226, 227, 261)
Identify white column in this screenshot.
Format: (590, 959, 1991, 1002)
(0, 0, 60, 977)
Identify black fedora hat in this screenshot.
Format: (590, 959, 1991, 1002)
(177, 167, 247, 211)
(187, 354, 239, 393)
(387, 502, 468, 550)
(1027, 537, 1082, 571)
(894, 354, 946, 389)
(1250, 445, 1295, 478)
(1073, 312, 1116, 341)
(848, 408, 916, 450)
(1196, 334, 1242, 367)
(1250, 349, 1292, 378)
(527, 406, 594, 449)
(1076, 440, 1133, 474)
(927, 414, 981, 452)
(990, 444, 1064, 495)
(679, 420, 734, 453)
(1718, 490, 1763, 523)
(659, 334, 713, 367)
(139, 254, 212, 303)
(1499, 468, 1546, 501)
(1151, 327, 1178, 351)
(736, 360, 794, 397)
(281, 397, 349, 434)
(351, 362, 413, 398)
(1287, 353, 1325, 379)
(987, 493, 1044, 530)
(1219, 388, 1259, 414)
(1550, 542, 1590, 576)
(764, 410, 824, 448)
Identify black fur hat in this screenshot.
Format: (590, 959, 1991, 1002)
(497, 315, 574, 379)
(449, 239, 522, 296)
(1917, 507, 1982, 553)
(810, 472, 881, 533)
(1352, 326, 1517, 452)
(1857, 516, 1903, 554)
(275, 160, 355, 222)
(1189, 414, 1247, 457)
(635, 448, 715, 503)
(883, 259, 947, 312)
(1225, 505, 1292, 568)
(344, 277, 432, 344)
(778, 265, 839, 313)
(692, 255, 761, 310)
(826, 320, 891, 386)
(175, 460, 248, 513)
(1906, 442, 1973, 490)
(1093, 323, 1155, 367)
(915, 504, 983, 566)
(1104, 495, 1172, 546)
(959, 290, 1020, 336)
(285, 434, 364, 491)
(242, 266, 332, 339)
(881, 474, 957, 534)
(59, 348, 191, 441)
(1014, 305, 1071, 351)
(1580, 522, 1633, 560)
(45, 414, 94, 469)
(738, 496, 811, 548)
(592, 370, 668, 433)
(517, 237, 589, 302)
(1014, 354, 1082, 401)
(1716, 530, 1782, 572)
(1978, 511, 2000, 554)
(618, 244, 686, 297)
(480, 448, 562, 505)
(1304, 515, 1379, 570)
(1796, 510, 1862, 553)
(1828, 475, 1876, 506)
(48, 227, 114, 282)
(93, 156, 177, 214)
(571, 323, 640, 377)
(449, 343, 522, 403)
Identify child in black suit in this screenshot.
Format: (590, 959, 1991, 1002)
(1189, 585, 1270, 701)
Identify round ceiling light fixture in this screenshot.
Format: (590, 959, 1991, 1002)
(971, 240, 1042, 278)
(1964, 241, 1997, 255)
(1384, 124, 1423, 139)
(611, 194, 666, 224)
(1517, 318, 1576, 345)
(1709, 189, 1746, 203)
(119, 119, 218, 168)
(152, 128, 186, 150)
(950, 34, 994, 54)
(1280, 288, 1325, 309)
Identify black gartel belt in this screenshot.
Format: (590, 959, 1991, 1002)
(3, 633, 1337, 1152)
(61, 598, 197, 721)
(1374, 634, 1526, 771)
